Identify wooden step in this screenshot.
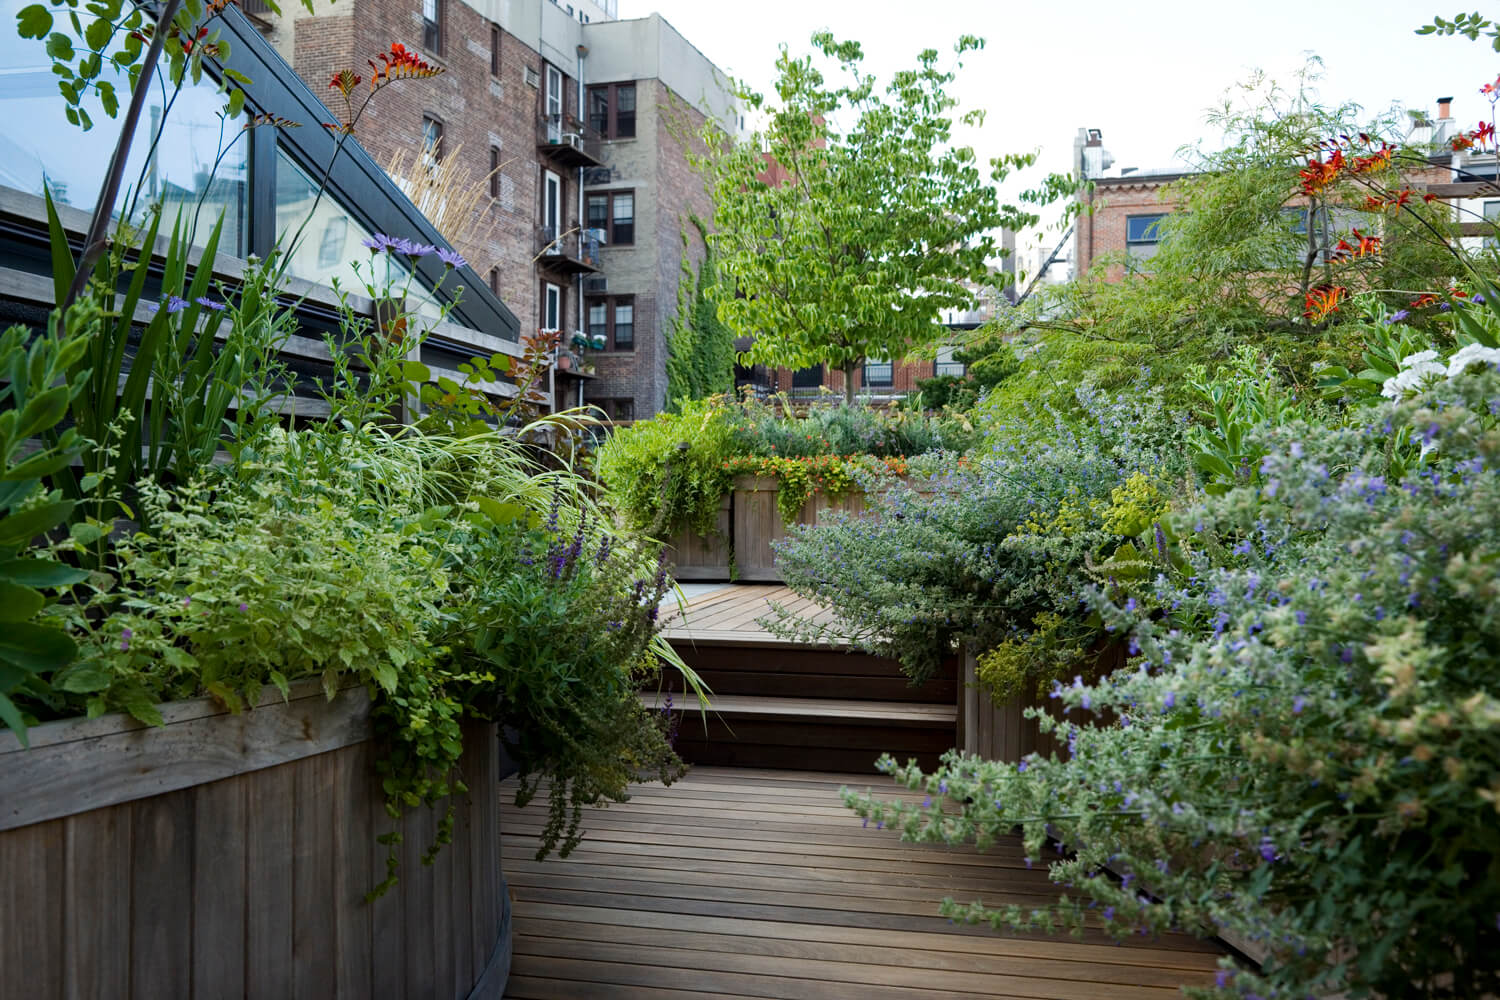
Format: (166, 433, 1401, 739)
(667, 641, 958, 704)
(642, 693, 956, 773)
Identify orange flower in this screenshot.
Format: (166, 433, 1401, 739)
(1303, 285, 1347, 322)
(330, 69, 362, 97)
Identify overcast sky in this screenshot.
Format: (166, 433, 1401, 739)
(630, 0, 1497, 260)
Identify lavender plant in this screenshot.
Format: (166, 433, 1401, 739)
(442, 500, 685, 859)
(845, 371, 1500, 998)
(770, 391, 1187, 692)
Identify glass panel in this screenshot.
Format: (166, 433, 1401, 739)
(1126, 214, 1164, 243)
(612, 192, 633, 243)
(275, 146, 442, 319)
(542, 284, 560, 330)
(421, 116, 443, 160)
(1485, 201, 1500, 250)
(613, 301, 633, 348)
(587, 194, 608, 231)
(588, 88, 608, 135)
(588, 302, 607, 336)
(864, 359, 893, 386)
(0, 0, 247, 255)
(935, 345, 965, 377)
(615, 83, 635, 138)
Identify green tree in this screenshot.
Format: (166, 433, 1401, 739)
(701, 32, 1039, 404)
(666, 216, 736, 405)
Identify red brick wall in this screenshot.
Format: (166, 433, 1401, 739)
(291, 0, 546, 338)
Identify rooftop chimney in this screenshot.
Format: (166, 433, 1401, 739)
(1438, 96, 1453, 120)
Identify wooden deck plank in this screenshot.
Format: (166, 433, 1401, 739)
(500, 769, 1227, 998)
(664, 585, 844, 647)
(643, 693, 956, 725)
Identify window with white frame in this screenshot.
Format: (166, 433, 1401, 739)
(935, 345, 965, 377)
(542, 282, 562, 331)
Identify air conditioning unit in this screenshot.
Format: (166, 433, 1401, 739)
(583, 275, 607, 293)
(562, 132, 584, 150)
(523, 66, 540, 88)
(584, 227, 607, 245)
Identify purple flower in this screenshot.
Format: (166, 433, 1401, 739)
(1386, 309, 1410, 324)
(1259, 837, 1276, 863)
(1163, 691, 1176, 709)
(160, 295, 190, 314)
(239, 602, 249, 613)
(393, 238, 437, 259)
(195, 296, 226, 311)
(120, 627, 132, 651)
(1295, 610, 1307, 626)
(1292, 695, 1306, 714)
(436, 247, 466, 269)
(182, 596, 191, 608)
(1102, 906, 1115, 922)
(361, 234, 398, 253)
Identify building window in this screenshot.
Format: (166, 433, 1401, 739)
(422, 0, 442, 54)
(791, 364, 823, 388)
(1125, 213, 1164, 262)
(611, 192, 634, 244)
(613, 301, 634, 349)
(586, 295, 635, 350)
(586, 190, 633, 245)
(587, 82, 636, 139)
(490, 24, 501, 77)
(863, 358, 893, 388)
(421, 114, 444, 161)
(489, 146, 501, 198)
(602, 398, 633, 422)
(542, 282, 562, 331)
(1484, 200, 1500, 249)
(934, 345, 965, 378)
(317, 216, 348, 268)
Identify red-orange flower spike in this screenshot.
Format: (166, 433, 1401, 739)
(1303, 285, 1347, 322)
(1410, 292, 1441, 309)
(1474, 120, 1496, 146)
(330, 69, 362, 98)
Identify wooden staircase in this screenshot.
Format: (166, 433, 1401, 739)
(652, 587, 958, 772)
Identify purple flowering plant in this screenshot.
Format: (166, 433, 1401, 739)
(845, 372, 1500, 999)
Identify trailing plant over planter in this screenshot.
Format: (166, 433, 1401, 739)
(595, 394, 975, 537)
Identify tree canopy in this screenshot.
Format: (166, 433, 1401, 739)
(700, 32, 1039, 403)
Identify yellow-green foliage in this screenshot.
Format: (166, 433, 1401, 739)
(1102, 472, 1169, 537)
(594, 396, 735, 536)
(974, 610, 1098, 702)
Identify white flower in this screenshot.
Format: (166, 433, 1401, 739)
(1381, 360, 1447, 399)
(1398, 349, 1440, 370)
(1444, 343, 1500, 378)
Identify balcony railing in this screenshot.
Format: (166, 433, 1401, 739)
(535, 116, 603, 168)
(535, 226, 601, 274)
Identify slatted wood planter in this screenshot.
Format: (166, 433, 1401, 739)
(666, 476, 945, 583)
(0, 681, 510, 1000)
(665, 494, 732, 581)
(958, 644, 1124, 762)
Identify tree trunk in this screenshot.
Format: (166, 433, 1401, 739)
(843, 361, 859, 406)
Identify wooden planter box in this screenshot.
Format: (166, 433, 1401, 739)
(957, 644, 1122, 762)
(665, 494, 732, 581)
(732, 475, 870, 582)
(0, 682, 510, 1000)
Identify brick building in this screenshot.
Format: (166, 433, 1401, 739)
(1071, 117, 1458, 283)
(263, 0, 741, 417)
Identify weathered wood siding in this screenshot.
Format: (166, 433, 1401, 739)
(665, 494, 732, 581)
(958, 645, 1123, 763)
(733, 476, 877, 582)
(0, 684, 509, 1000)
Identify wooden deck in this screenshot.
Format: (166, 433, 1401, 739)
(662, 584, 835, 646)
(500, 768, 1225, 999)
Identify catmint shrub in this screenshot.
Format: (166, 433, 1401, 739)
(846, 371, 1500, 999)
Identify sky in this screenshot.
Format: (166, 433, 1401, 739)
(628, 0, 1498, 263)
